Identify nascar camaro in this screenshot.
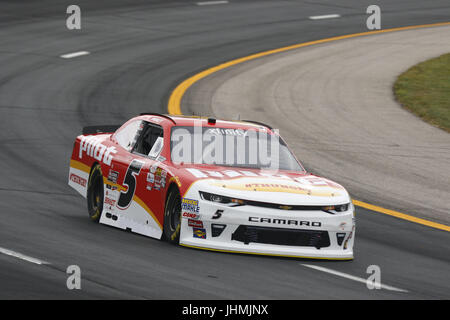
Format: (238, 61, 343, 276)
(68, 113, 355, 260)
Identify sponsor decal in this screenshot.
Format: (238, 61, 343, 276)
(155, 171, 164, 188)
(104, 197, 116, 206)
(295, 176, 328, 186)
(181, 198, 200, 213)
(248, 183, 304, 191)
(193, 228, 206, 239)
(106, 184, 117, 191)
(206, 128, 247, 136)
(188, 219, 204, 228)
(185, 168, 344, 191)
(186, 168, 208, 178)
(183, 212, 199, 219)
(147, 167, 166, 190)
(70, 173, 87, 187)
(248, 216, 322, 227)
(79, 135, 117, 166)
(107, 169, 119, 184)
(210, 180, 341, 197)
(150, 117, 163, 123)
(104, 189, 119, 211)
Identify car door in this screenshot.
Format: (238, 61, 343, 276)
(129, 121, 166, 225)
(100, 120, 144, 228)
(104, 120, 165, 238)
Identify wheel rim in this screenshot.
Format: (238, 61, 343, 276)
(169, 194, 181, 231)
(90, 174, 103, 216)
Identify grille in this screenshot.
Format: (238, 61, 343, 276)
(231, 225, 330, 249)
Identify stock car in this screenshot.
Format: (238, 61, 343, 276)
(68, 113, 355, 260)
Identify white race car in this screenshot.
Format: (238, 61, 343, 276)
(69, 114, 355, 260)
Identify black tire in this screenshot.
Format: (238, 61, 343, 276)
(87, 163, 104, 222)
(163, 187, 182, 244)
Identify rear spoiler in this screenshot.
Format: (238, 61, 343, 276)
(82, 125, 121, 135)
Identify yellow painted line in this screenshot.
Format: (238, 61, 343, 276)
(353, 200, 450, 232)
(168, 21, 450, 115)
(180, 244, 353, 260)
(167, 21, 450, 232)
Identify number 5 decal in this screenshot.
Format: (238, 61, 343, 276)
(212, 209, 223, 220)
(118, 159, 144, 209)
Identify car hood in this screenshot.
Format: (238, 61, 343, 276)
(182, 167, 350, 206)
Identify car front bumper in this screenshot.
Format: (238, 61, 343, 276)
(179, 200, 355, 260)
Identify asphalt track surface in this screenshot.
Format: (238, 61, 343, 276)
(0, 0, 449, 299)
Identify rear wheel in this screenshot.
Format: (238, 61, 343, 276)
(163, 187, 182, 244)
(87, 163, 104, 222)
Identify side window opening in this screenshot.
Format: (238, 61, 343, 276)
(133, 122, 164, 158)
(115, 120, 143, 152)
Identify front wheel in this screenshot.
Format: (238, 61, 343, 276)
(163, 187, 182, 244)
(87, 163, 104, 222)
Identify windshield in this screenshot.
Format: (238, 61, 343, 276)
(170, 126, 304, 171)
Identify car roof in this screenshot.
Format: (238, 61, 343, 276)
(138, 114, 273, 132)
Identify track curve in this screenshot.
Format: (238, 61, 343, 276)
(181, 24, 450, 225)
(0, 0, 449, 299)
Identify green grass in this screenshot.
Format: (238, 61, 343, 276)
(394, 53, 450, 133)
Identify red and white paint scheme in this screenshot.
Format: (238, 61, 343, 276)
(68, 114, 355, 260)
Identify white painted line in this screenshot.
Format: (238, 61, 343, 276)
(301, 264, 408, 293)
(60, 51, 90, 59)
(309, 14, 341, 20)
(0, 247, 48, 265)
(197, 0, 229, 6)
